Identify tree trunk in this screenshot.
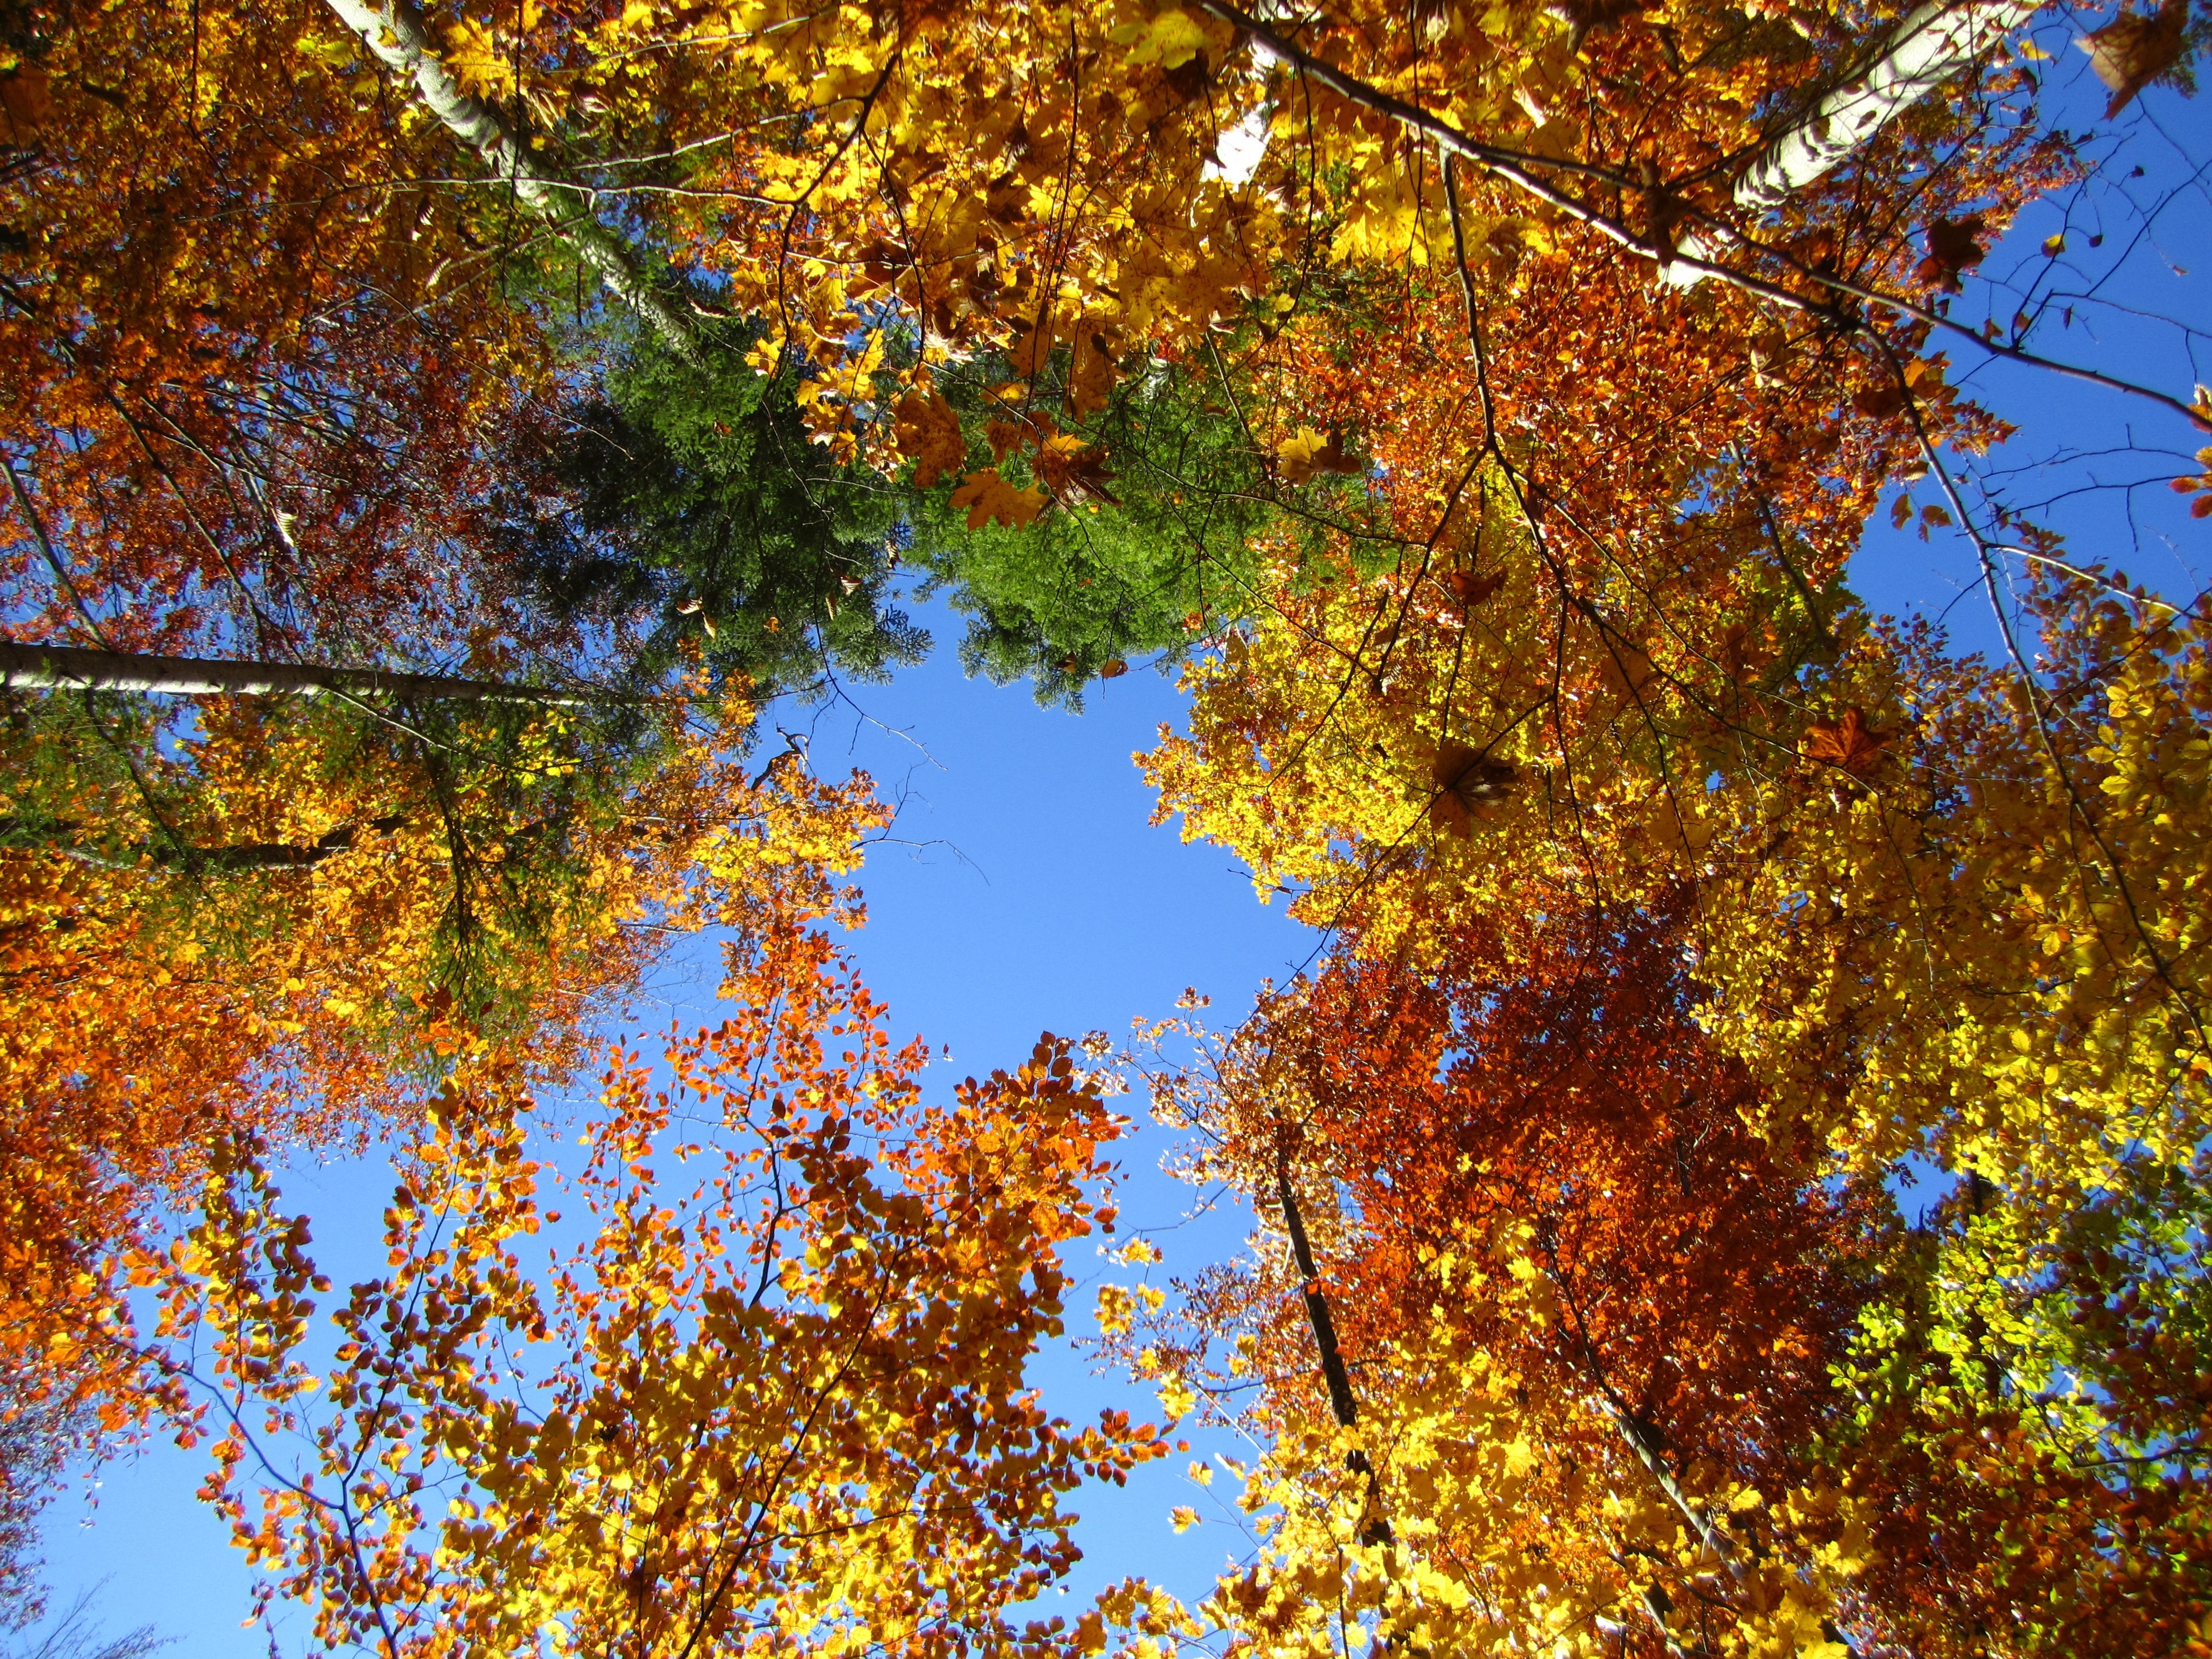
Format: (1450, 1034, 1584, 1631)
(1277, 1165, 1394, 1546)
(5, 814, 410, 873)
(320, 0, 706, 367)
(1734, 0, 2039, 209)
(0, 640, 605, 705)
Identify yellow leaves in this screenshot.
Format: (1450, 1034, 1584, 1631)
(1111, 9, 1215, 68)
(797, 331, 886, 437)
(1095, 1280, 1164, 1335)
(1156, 1372, 1196, 1419)
(442, 15, 522, 100)
(169, 938, 1139, 1649)
(745, 334, 784, 377)
(1275, 426, 1362, 485)
(949, 467, 1047, 530)
(1169, 1503, 1200, 1532)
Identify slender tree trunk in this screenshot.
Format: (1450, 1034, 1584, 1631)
(0, 640, 604, 705)
(1278, 1167, 1366, 1430)
(321, 0, 707, 367)
(6, 814, 410, 873)
(1277, 1165, 1394, 1545)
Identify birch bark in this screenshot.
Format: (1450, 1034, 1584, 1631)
(1, 640, 607, 705)
(320, 0, 707, 366)
(1735, 0, 2041, 210)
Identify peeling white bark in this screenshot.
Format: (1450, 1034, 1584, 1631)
(322, 0, 706, 364)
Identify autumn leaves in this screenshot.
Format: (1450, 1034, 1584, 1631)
(6, 0, 2212, 1653)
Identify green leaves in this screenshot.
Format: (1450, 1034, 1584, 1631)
(505, 321, 926, 697)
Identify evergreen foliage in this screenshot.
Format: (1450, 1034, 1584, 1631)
(910, 354, 1277, 708)
(504, 323, 927, 697)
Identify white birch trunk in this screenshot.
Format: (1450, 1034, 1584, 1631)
(321, 0, 706, 365)
(1735, 0, 2043, 210)
(1, 640, 603, 705)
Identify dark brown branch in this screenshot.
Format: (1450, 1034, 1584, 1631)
(4, 814, 410, 873)
(1276, 1162, 1393, 1545)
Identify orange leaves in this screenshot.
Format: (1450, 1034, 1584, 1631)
(950, 466, 1048, 530)
(0, 62, 51, 138)
(1801, 707, 1891, 775)
(1036, 432, 1120, 507)
(2080, 0, 2190, 117)
(1439, 569, 1504, 613)
(893, 386, 967, 487)
(0, 678, 879, 1527)
(1429, 742, 1516, 838)
(2170, 442, 2212, 518)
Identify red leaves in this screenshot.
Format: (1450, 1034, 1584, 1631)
(1913, 216, 1989, 294)
(1150, 906, 1881, 1646)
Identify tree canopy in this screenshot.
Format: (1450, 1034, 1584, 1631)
(4, 0, 2210, 1653)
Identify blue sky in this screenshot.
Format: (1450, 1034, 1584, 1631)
(30, 608, 1309, 1654)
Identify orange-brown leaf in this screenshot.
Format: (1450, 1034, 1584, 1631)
(2080, 0, 2189, 117)
(1801, 707, 1890, 774)
(949, 467, 1047, 531)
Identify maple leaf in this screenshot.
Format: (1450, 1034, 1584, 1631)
(1098, 658, 1130, 679)
(2079, 0, 2190, 117)
(1800, 707, 1889, 774)
(1440, 570, 1504, 612)
(1278, 427, 1362, 486)
(949, 468, 1047, 531)
(0, 63, 52, 137)
(1036, 433, 1121, 507)
(1913, 216, 1988, 293)
(1430, 742, 1516, 838)
(894, 388, 967, 488)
